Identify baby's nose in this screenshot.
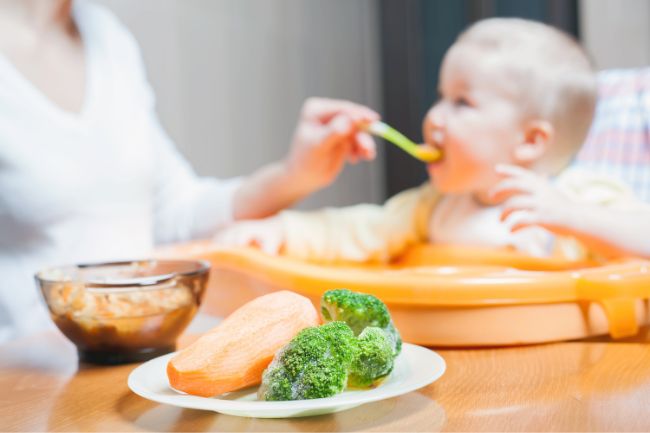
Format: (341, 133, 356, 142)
(423, 105, 445, 142)
(426, 104, 445, 127)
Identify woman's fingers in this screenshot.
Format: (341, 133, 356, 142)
(302, 98, 379, 124)
(351, 132, 376, 160)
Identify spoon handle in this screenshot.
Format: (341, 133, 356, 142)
(365, 121, 441, 163)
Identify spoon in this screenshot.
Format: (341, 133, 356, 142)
(364, 121, 442, 163)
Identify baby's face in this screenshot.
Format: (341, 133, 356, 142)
(423, 43, 527, 194)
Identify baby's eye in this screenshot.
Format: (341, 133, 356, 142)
(454, 96, 471, 107)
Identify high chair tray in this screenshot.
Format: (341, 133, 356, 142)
(157, 242, 650, 346)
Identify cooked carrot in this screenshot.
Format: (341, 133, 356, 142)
(167, 290, 320, 397)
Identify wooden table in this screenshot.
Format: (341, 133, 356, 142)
(4, 329, 650, 432)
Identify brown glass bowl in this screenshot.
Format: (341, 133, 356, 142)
(36, 259, 210, 365)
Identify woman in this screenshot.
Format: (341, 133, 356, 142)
(0, 0, 379, 341)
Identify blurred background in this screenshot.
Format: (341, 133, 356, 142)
(95, 0, 650, 207)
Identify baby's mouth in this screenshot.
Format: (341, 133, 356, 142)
(424, 132, 444, 163)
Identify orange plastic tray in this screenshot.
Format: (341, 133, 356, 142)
(157, 241, 650, 346)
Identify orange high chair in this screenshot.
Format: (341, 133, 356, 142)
(157, 241, 650, 346)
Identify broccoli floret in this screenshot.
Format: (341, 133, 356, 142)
(258, 321, 358, 401)
(348, 327, 395, 388)
(321, 289, 402, 356)
(259, 291, 403, 400)
(321, 289, 389, 332)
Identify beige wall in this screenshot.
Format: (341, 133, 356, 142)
(94, 0, 384, 208)
(580, 0, 650, 69)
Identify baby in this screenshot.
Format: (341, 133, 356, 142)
(217, 18, 645, 263)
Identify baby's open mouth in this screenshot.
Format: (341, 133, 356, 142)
(424, 131, 444, 163)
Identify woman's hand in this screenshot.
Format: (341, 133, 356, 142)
(283, 97, 380, 191)
(232, 98, 379, 220)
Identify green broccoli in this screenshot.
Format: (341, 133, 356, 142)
(321, 289, 402, 356)
(348, 327, 395, 388)
(258, 321, 358, 401)
(259, 291, 403, 400)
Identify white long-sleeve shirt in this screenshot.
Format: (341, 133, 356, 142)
(0, 1, 241, 342)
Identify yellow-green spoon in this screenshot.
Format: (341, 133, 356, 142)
(365, 121, 441, 163)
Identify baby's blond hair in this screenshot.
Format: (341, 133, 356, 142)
(457, 18, 597, 173)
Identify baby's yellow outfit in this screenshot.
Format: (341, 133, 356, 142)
(279, 167, 643, 263)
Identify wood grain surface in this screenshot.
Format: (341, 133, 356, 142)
(4, 329, 650, 431)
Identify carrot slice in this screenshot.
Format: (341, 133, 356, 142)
(167, 290, 319, 397)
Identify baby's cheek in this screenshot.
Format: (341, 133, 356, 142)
(458, 147, 500, 186)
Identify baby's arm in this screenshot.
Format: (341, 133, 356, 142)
(215, 186, 431, 263)
(491, 164, 650, 259)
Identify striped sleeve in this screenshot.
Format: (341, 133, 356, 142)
(574, 68, 650, 202)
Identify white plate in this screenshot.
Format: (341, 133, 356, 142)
(128, 343, 445, 418)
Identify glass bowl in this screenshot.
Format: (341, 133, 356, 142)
(36, 259, 210, 365)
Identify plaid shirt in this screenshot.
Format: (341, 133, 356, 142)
(573, 68, 650, 201)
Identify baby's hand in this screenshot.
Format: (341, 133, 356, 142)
(490, 164, 578, 236)
(285, 98, 380, 192)
(214, 216, 285, 255)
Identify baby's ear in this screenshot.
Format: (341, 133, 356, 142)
(514, 120, 554, 164)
